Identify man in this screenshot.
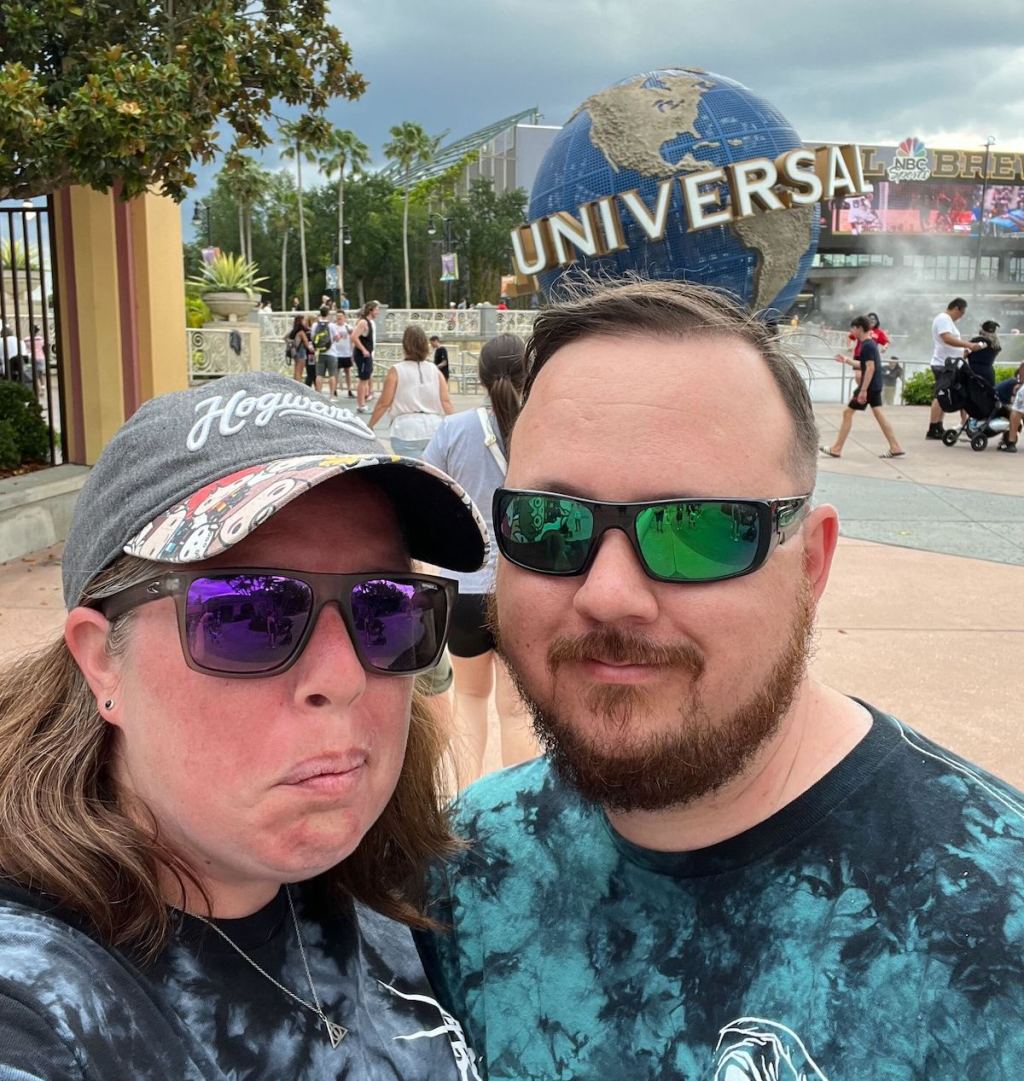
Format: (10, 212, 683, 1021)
(430, 335, 450, 382)
(927, 297, 982, 439)
(310, 306, 336, 397)
(417, 281, 1024, 1079)
(821, 316, 903, 459)
(329, 310, 355, 398)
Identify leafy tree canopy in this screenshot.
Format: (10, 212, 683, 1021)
(0, 0, 365, 200)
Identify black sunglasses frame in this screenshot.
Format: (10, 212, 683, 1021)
(94, 568, 458, 679)
(492, 489, 812, 584)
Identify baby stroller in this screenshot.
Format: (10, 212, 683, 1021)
(936, 359, 1010, 452)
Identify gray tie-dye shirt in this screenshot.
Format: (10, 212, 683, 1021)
(0, 885, 481, 1080)
(417, 707, 1024, 1080)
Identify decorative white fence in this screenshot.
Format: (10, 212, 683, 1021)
(188, 313, 914, 404)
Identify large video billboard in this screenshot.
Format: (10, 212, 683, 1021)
(832, 180, 1024, 237)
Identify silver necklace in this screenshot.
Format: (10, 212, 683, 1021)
(193, 886, 348, 1049)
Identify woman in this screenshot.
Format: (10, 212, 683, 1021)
(352, 301, 380, 412)
(368, 325, 453, 459)
(422, 333, 537, 783)
(287, 313, 313, 384)
(0, 371, 487, 1079)
(968, 319, 1002, 386)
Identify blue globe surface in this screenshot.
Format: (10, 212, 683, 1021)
(529, 68, 820, 314)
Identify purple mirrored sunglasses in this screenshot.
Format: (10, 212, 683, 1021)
(93, 568, 457, 678)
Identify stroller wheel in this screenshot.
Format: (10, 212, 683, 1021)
(941, 429, 959, 447)
(970, 435, 988, 452)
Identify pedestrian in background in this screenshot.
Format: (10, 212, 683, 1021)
(430, 335, 450, 382)
(822, 316, 904, 459)
(368, 325, 453, 458)
(352, 301, 379, 413)
(927, 298, 982, 439)
(422, 333, 537, 783)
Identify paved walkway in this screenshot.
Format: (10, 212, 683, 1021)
(1, 402, 1020, 789)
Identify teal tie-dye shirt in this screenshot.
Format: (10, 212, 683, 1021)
(417, 707, 1024, 1080)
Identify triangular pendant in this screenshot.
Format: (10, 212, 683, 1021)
(324, 1019, 347, 1048)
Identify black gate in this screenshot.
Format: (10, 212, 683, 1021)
(0, 198, 65, 465)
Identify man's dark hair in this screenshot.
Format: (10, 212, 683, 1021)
(522, 279, 819, 487)
(949, 297, 968, 312)
(850, 316, 870, 332)
(429, 335, 440, 343)
(319, 306, 329, 318)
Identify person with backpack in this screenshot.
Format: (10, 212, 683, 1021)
(422, 333, 537, 784)
(310, 307, 336, 396)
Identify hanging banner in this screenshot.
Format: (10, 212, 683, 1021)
(440, 252, 458, 282)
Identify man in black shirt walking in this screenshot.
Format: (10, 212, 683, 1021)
(429, 335, 450, 381)
(821, 316, 905, 459)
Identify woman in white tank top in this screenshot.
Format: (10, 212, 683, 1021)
(368, 324, 454, 458)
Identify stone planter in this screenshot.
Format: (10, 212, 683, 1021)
(202, 291, 255, 321)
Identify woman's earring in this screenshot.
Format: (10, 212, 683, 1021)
(103, 699, 114, 711)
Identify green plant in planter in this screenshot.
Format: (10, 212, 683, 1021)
(0, 382, 50, 469)
(0, 240, 40, 272)
(187, 253, 267, 296)
(186, 296, 212, 328)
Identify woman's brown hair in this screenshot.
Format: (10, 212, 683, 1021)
(402, 324, 431, 362)
(0, 555, 456, 963)
(479, 333, 527, 447)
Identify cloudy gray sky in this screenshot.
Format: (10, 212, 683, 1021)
(185, 0, 1024, 228)
(331, 0, 1024, 162)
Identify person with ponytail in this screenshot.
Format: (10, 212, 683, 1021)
(423, 334, 537, 783)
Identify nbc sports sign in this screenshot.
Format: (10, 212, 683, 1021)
(887, 138, 932, 182)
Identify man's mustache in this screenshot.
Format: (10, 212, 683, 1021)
(547, 627, 705, 679)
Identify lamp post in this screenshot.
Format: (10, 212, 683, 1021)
(971, 136, 995, 302)
(191, 201, 212, 247)
(428, 216, 455, 306)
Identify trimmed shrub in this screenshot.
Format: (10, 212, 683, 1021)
(0, 421, 20, 470)
(994, 364, 1019, 383)
(903, 370, 935, 406)
(0, 382, 50, 466)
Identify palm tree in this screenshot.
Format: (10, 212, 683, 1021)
(279, 120, 318, 309)
(265, 172, 301, 310)
(319, 129, 370, 301)
(225, 154, 270, 263)
(383, 122, 439, 309)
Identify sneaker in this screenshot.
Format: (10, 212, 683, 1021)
(347, 391, 356, 398)
(356, 405, 369, 414)
(997, 440, 1017, 453)
(925, 427, 945, 440)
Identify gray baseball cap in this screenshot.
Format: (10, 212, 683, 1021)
(62, 372, 488, 608)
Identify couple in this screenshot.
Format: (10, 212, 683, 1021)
(0, 281, 1020, 1080)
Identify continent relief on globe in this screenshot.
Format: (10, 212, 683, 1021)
(579, 70, 814, 309)
(579, 71, 714, 177)
(732, 206, 816, 310)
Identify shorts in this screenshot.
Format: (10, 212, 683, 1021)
(316, 354, 338, 378)
(416, 648, 454, 696)
(931, 364, 949, 396)
(1012, 385, 1024, 413)
(389, 437, 430, 459)
(356, 354, 373, 381)
(448, 593, 495, 658)
(849, 388, 883, 411)
(337, 354, 353, 370)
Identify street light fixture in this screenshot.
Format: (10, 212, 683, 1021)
(191, 201, 212, 246)
(427, 215, 437, 237)
(343, 225, 352, 245)
(971, 136, 995, 302)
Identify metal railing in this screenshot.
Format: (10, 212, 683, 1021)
(0, 198, 64, 465)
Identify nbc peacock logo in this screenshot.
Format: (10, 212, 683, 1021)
(888, 137, 931, 182)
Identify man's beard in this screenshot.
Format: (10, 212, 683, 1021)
(486, 581, 816, 813)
